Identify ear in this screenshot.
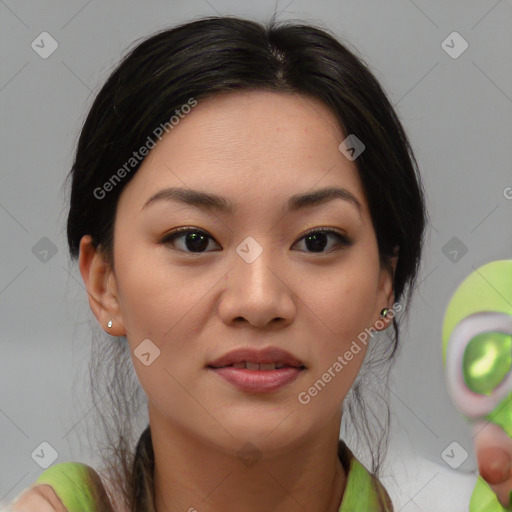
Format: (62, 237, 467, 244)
(78, 235, 126, 336)
(375, 245, 399, 331)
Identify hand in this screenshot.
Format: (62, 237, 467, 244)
(474, 421, 512, 509)
(9, 484, 68, 512)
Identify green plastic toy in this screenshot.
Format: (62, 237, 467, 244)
(442, 259, 512, 511)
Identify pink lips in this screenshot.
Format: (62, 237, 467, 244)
(206, 346, 306, 393)
(210, 366, 303, 393)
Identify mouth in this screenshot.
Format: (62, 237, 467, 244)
(206, 346, 306, 371)
(208, 361, 306, 370)
(206, 347, 306, 393)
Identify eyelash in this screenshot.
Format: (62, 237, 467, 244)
(160, 226, 353, 254)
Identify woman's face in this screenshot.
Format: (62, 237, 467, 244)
(82, 90, 396, 453)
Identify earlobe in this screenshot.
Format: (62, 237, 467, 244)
(377, 306, 393, 331)
(376, 247, 399, 331)
(78, 235, 126, 336)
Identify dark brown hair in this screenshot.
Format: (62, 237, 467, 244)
(65, 15, 427, 511)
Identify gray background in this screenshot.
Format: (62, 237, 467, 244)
(1, 1, 511, 510)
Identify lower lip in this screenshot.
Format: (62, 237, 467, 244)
(208, 366, 304, 393)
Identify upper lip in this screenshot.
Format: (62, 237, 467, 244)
(207, 347, 306, 369)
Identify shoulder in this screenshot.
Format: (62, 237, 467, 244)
(1, 463, 96, 512)
(2, 483, 66, 512)
(34, 461, 114, 512)
(36, 461, 95, 484)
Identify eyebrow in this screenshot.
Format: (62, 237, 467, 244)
(141, 186, 362, 216)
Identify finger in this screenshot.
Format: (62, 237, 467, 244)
(478, 446, 512, 485)
(483, 475, 512, 509)
(473, 422, 512, 508)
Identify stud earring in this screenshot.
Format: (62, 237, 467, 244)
(107, 319, 113, 328)
(380, 308, 389, 318)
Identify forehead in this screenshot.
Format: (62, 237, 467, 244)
(118, 90, 367, 216)
(173, 90, 346, 154)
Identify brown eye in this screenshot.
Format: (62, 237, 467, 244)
(294, 228, 353, 253)
(161, 227, 220, 253)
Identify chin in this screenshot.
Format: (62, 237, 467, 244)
(219, 420, 310, 454)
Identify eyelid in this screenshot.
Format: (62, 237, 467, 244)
(299, 226, 352, 242)
(160, 226, 220, 248)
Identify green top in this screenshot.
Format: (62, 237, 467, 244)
(469, 475, 512, 511)
(34, 462, 100, 512)
(30, 444, 392, 512)
(339, 455, 392, 511)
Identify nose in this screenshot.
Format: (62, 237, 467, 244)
(217, 239, 296, 329)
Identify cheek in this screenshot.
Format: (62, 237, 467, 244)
(299, 260, 377, 401)
(113, 243, 215, 382)
(114, 243, 206, 340)
(309, 266, 378, 348)
(296, 342, 368, 423)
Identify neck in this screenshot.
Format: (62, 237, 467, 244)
(149, 406, 347, 512)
